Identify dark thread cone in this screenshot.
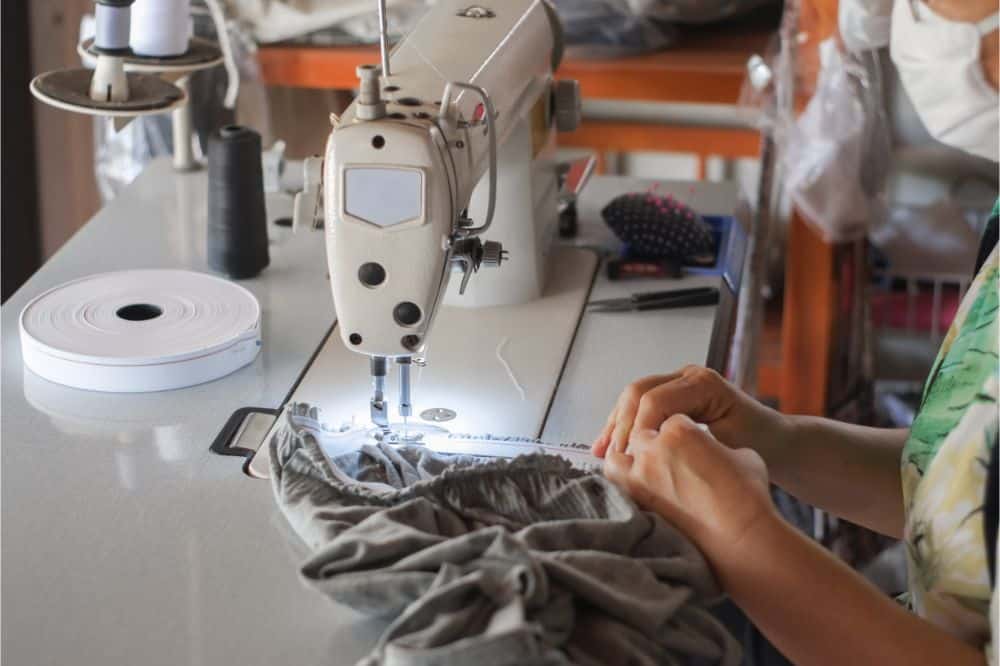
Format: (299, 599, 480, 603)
(207, 125, 269, 279)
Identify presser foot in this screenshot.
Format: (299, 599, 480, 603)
(370, 399, 391, 435)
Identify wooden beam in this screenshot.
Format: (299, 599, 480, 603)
(779, 213, 838, 415)
(560, 121, 760, 159)
(256, 19, 773, 104)
(257, 45, 756, 104)
(558, 53, 751, 105)
(28, 0, 101, 259)
(258, 46, 376, 90)
(3, 1, 43, 300)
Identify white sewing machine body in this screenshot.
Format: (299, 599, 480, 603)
(325, 0, 567, 362)
(310, 0, 585, 433)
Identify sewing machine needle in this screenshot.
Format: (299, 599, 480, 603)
(398, 357, 412, 424)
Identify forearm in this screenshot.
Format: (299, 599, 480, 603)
(710, 512, 984, 666)
(761, 417, 908, 537)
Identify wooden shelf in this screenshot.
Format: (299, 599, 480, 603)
(257, 16, 775, 105)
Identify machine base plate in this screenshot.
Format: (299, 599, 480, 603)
(247, 246, 599, 476)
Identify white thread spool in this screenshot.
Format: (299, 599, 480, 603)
(94, 3, 132, 52)
(130, 0, 191, 57)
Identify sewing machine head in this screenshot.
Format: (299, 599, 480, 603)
(316, 0, 579, 431)
(324, 68, 489, 361)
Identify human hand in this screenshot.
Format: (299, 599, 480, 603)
(592, 366, 790, 460)
(603, 414, 776, 562)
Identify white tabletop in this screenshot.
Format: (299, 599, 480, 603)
(544, 176, 740, 443)
(1, 158, 739, 665)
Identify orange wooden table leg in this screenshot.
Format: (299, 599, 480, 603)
(779, 212, 838, 415)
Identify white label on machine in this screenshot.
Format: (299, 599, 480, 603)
(344, 167, 424, 227)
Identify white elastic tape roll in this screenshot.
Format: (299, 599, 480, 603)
(131, 0, 191, 57)
(20, 270, 261, 393)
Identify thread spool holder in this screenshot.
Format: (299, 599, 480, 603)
(172, 77, 196, 171)
(77, 35, 224, 172)
(30, 0, 225, 172)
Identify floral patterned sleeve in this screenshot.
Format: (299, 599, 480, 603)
(901, 237, 998, 653)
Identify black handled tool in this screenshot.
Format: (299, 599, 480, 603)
(587, 286, 720, 313)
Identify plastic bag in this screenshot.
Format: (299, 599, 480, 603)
(224, 0, 426, 44)
(838, 0, 892, 53)
(780, 38, 890, 242)
(641, 0, 777, 24)
(869, 195, 991, 276)
(551, 0, 675, 58)
(227, 0, 776, 56)
(93, 116, 174, 202)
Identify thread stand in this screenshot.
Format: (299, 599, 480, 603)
(30, 0, 226, 172)
(31, 0, 187, 119)
(78, 36, 224, 172)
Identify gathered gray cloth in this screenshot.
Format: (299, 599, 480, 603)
(270, 406, 741, 666)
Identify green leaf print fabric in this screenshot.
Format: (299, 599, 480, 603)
(906, 260, 999, 473)
(900, 218, 998, 661)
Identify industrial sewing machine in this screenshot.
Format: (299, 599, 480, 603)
(288, 0, 588, 444)
(227, 0, 750, 469)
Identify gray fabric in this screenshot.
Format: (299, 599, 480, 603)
(270, 406, 741, 666)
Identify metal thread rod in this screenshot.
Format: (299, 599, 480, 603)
(377, 0, 391, 78)
(376, 0, 390, 77)
(397, 357, 412, 419)
(172, 76, 196, 171)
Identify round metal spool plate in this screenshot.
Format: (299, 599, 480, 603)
(30, 68, 185, 118)
(78, 36, 224, 74)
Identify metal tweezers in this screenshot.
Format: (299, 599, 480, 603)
(587, 286, 720, 313)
